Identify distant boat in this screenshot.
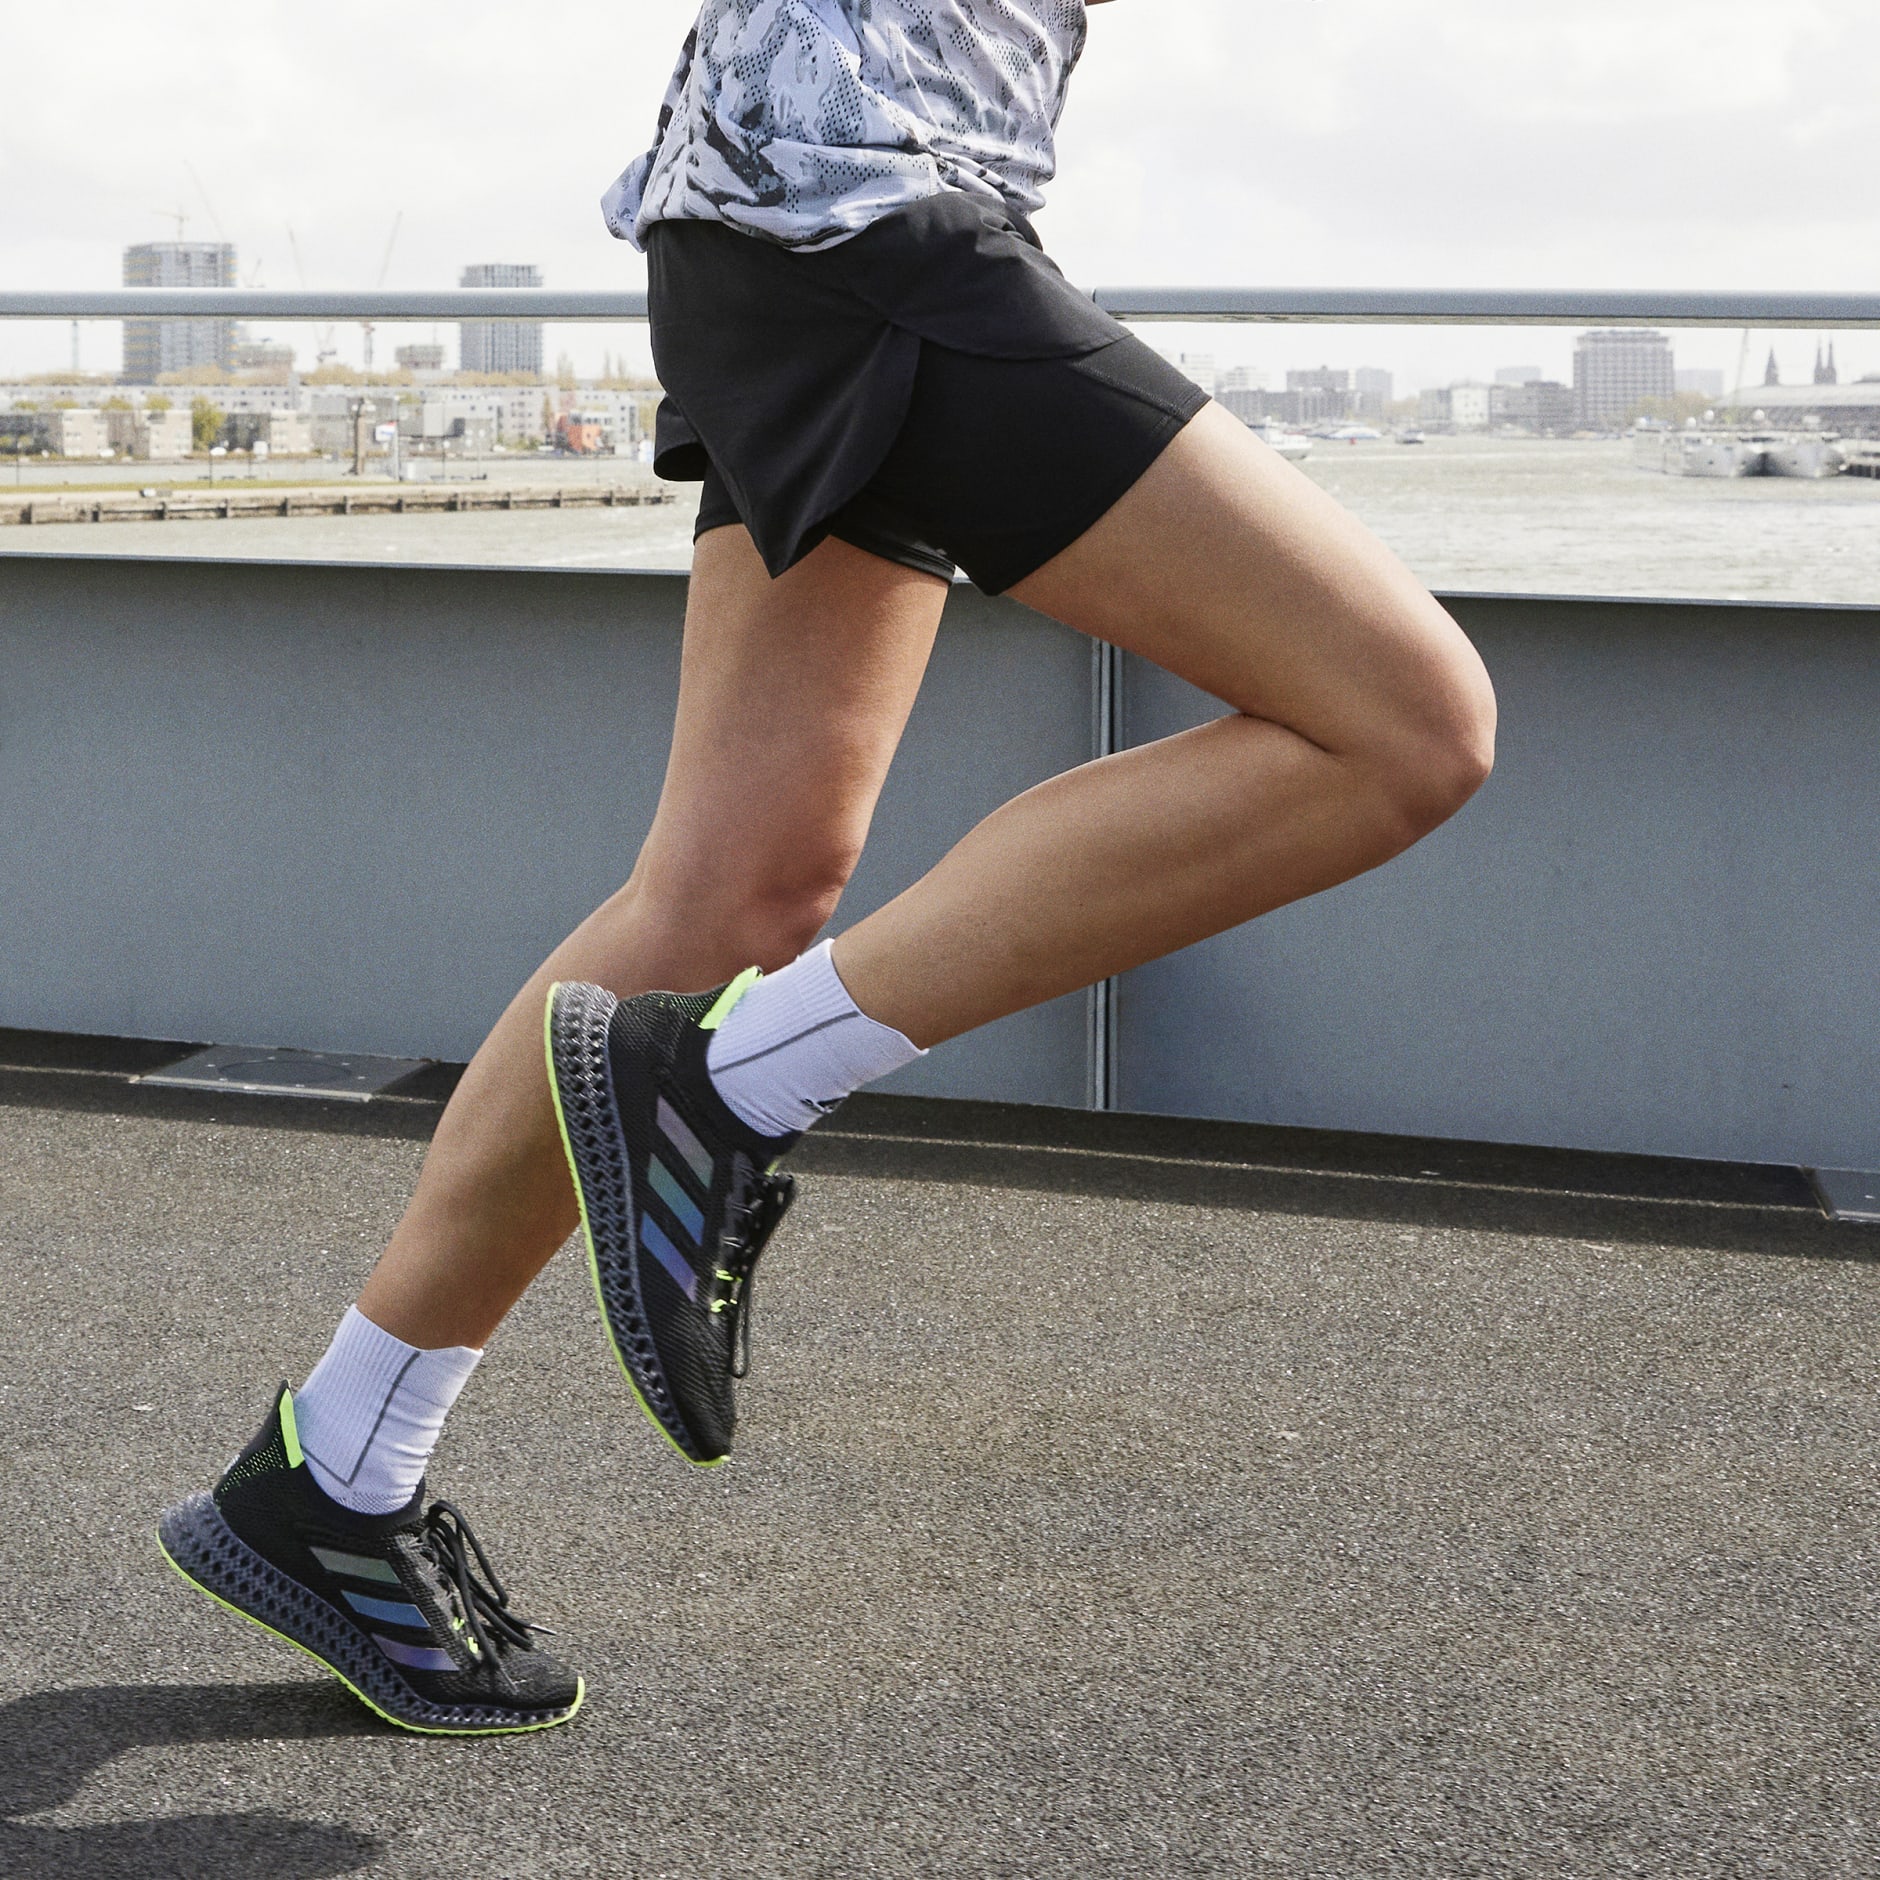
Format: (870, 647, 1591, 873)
(1679, 434, 1763, 478)
(1249, 421, 1312, 462)
(1634, 427, 1845, 480)
(1634, 430, 1762, 478)
(1396, 428, 1427, 445)
(1322, 424, 1384, 443)
(1757, 433, 1845, 479)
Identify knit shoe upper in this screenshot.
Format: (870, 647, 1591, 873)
(546, 973, 805, 1466)
(157, 1386, 582, 1734)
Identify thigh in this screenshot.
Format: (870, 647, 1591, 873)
(632, 522, 949, 908)
(1009, 403, 1494, 767)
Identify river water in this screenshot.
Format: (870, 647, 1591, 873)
(3, 437, 1876, 605)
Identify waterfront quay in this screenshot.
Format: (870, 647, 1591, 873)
(4, 437, 1878, 602)
(0, 477, 676, 529)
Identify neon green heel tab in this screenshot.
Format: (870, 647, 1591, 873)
(700, 967, 762, 1032)
(278, 1385, 304, 1468)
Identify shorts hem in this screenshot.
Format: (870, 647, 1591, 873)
(692, 490, 956, 586)
(823, 521, 956, 584)
(965, 390, 1210, 596)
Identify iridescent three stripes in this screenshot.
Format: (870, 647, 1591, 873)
(311, 1543, 458, 1674)
(641, 1097, 720, 1302)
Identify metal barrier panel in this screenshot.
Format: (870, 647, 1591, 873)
(0, 555, 1093, 1106)
(1115, 594, 1880, 1170)
(8, 553, 1876, 1164)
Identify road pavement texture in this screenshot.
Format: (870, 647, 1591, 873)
(2, 1092, 1877, 1879)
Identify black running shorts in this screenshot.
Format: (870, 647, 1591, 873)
(646, 194, 1209, 596)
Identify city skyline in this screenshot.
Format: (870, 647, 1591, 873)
(24, 283, 1875, 413)
(31, 234, 1880, 406)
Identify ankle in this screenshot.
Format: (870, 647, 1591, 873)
(704, 940, 924, 1137)
(293, 1307, 482, 1515)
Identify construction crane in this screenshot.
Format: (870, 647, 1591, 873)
(287, 227, 339, 370)
(360, 212, 403, 377)
(287, 226, 344, 370)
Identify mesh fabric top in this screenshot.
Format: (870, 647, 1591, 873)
(603, 0, 1088, 253)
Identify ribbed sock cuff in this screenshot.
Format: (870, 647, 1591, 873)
(294, 1306, 481, 1515)
(704, 939, 924, 1137)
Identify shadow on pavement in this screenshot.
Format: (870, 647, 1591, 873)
(0, 1811, 380, 1880)
(0, 1682, 382, 1879)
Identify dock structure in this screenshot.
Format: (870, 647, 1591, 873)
(0, 481, 678, 528)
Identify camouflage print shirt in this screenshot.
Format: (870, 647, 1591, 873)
(603, 0, 1088, 252)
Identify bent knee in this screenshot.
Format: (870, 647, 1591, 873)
(636, 842, 862, 971)
(734, 864, 855, 968)
(1373, 641, 1498, 840)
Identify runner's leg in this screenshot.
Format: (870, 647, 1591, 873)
(354, 525, 947, 1350)
(829, 403, 1497, 1043)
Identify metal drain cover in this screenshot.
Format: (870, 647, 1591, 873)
(137, 1044, 429, 1103)
(1811, 1168, 1880, 1225)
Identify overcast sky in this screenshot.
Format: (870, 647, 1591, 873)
(2, 0, 1874, 388)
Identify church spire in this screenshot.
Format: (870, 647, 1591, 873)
(1764, 347, 1780, 386)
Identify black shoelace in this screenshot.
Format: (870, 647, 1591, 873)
(711, 1169, 797, 1379)
(417, 1500, 550, 1663)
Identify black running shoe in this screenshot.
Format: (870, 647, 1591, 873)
(158, 1386, 582, 1736)
(546, 972, 804, 1467)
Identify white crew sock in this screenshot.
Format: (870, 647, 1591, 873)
(292, 1306, 482, 1515)
(705, 939, 924, 1137)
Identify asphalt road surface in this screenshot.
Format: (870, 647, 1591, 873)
(3, 1093, 1877, 1878)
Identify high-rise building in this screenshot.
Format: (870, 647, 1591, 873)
(121, 242, 237, 382)
(1353, 366, 1394, 422)
(1283, 366, 1351, 426)
(459, 264, 544, 377)
(1497, 380, 1576, 434)
(1573, 329, 1675, 428)
(1155, 351, 1218, 394)
(1495, 365, 1545, 386)
(1287, 366, 1349, 398)
(230, 339, 296, 375)
(1448, 383, 1493, 431)
(1218, 387, 1277, 426)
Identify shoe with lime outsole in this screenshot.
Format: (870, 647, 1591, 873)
(546, 973, 803, 1466)
(157, 1386, 582, 1736)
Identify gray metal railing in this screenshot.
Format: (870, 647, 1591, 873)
(3, 288, 1879, 326)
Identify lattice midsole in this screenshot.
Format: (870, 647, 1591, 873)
(548, 983, 689, 1445)
(157, 1492, 571, 1732)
